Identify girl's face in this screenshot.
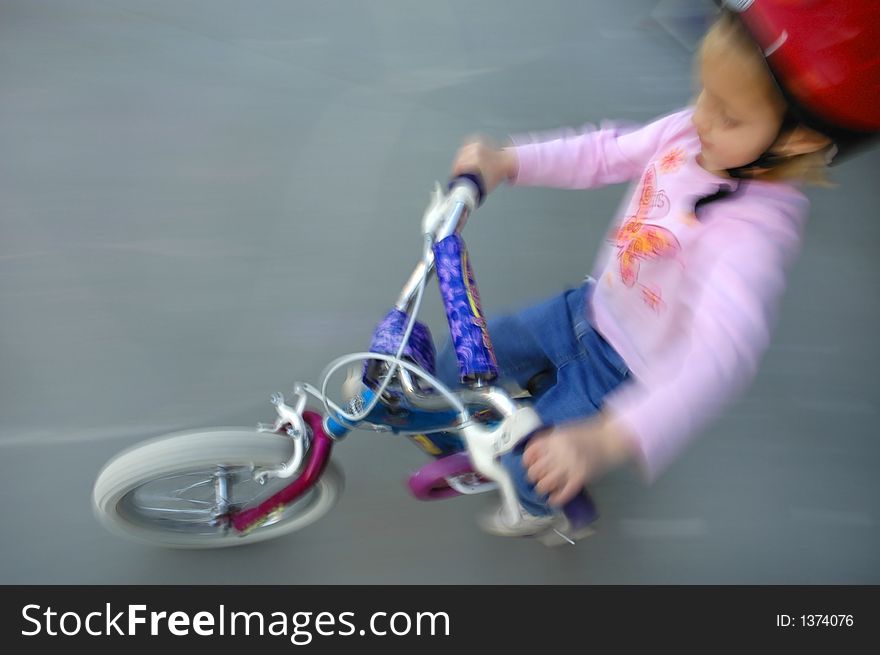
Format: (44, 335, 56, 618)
(692, 50, 786, 175)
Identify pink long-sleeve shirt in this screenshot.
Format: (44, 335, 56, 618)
(510, 107, 808, 480)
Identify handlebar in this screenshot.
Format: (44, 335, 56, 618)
(447, 173, 485, 208)
(388, 173, 498, 384)
(397, 173, 485, 313)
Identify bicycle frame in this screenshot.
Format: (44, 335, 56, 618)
(223, 176, 594, 541)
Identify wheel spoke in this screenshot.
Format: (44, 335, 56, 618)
(135, 506, 215, 515)
(173, 478, 215, 497)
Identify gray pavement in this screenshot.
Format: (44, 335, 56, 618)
(1, 0, 878, 583)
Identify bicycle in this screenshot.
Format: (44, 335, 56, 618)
(91, 175, 598, 549)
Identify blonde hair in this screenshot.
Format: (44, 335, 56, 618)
(699, 11, 832, 186)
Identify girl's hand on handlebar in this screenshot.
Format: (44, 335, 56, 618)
(451, 137, 518, 195)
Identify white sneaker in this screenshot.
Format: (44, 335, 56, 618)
(478, 505, 556, 537)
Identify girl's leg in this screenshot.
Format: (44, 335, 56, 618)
(433, 291, 571, 516)
(507, 284, 632, 518)
(434, 309, 555, 393)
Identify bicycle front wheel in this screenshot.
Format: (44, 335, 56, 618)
(92, 428, 343, 549)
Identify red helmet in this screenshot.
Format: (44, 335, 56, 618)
(723, 0, 880, 156)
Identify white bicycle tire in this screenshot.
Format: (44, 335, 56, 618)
(92, 427, 343, 549)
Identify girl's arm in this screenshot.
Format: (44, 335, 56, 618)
(509, 108, 692, 189)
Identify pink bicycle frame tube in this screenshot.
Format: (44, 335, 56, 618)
(229, 410, 334, 534)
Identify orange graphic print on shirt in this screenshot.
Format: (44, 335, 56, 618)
(613, 165, 680, 290)
(658, 147, 685, 173)
(640, 285, 666, 313)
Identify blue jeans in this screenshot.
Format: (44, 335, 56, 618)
(435, 280, 631, 516)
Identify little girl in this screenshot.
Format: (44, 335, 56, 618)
(438, 0, 879, 538)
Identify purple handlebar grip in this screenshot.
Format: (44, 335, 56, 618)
(433, 233, 498, 383)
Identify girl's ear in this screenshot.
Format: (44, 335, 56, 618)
(772, 125, 833, 157)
